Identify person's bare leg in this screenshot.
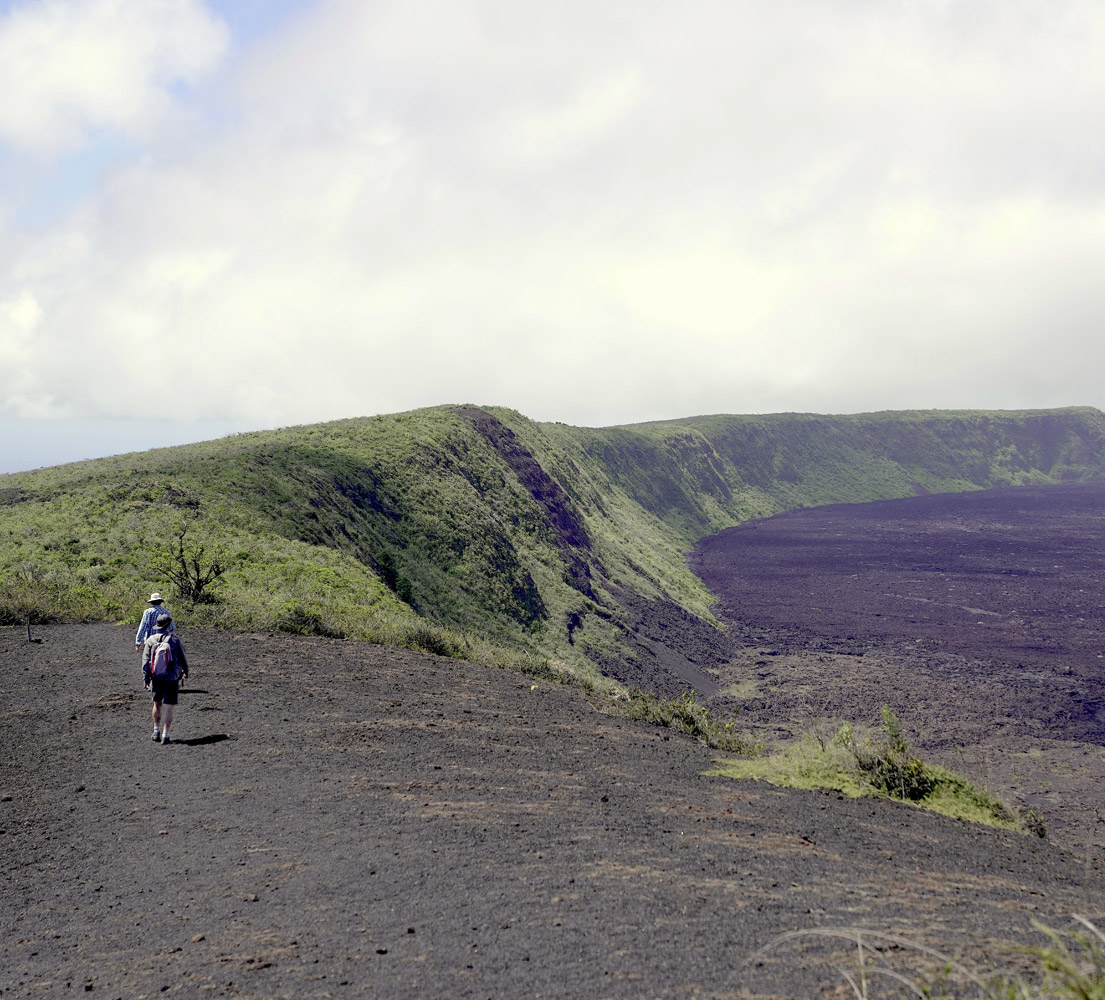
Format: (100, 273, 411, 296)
(152, 700, 161, 732)
(160, 703, 174, 738)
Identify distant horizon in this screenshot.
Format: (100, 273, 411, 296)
(4, 1, 1105, 462)
(0, 417, 260, 476)
(3, 402, 1103, 477)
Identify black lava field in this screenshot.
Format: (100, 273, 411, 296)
(693, 481, 1105, 852)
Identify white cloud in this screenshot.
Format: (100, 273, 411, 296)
(476, 70, 645, 174)
(0, 0, 228, 156)
(0, 289, 49, 417)
(3, 0, 1105, 444)
(609, 251, 792, 342)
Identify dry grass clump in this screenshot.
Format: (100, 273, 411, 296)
(754, 917, 1105, 999)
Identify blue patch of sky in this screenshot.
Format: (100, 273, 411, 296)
(216, 0, 317, 53)
(0, 0, 315, 35)
(0, 418, 269, 475)
(1, 1, 315, 229)
(12, 133, 136, 229)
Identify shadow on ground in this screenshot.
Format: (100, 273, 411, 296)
(3, 621, 1105, 998)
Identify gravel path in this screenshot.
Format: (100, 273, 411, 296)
(4, 623, 1105, 999)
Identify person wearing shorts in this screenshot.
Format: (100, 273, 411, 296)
(142, 614, 190, 745)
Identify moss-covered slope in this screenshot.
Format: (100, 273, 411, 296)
(2, 405, 1103, 682)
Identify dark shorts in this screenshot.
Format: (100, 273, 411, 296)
(150, 678, 179, 705)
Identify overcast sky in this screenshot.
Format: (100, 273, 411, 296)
(2, 0, 1104, 474)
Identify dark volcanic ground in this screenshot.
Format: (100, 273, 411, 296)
(6, 481, 1105, 998)
(5, 623, 1105, 999)
(691, 481, 1105, 857)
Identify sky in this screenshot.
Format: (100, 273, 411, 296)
(2, 0, 1104, 474)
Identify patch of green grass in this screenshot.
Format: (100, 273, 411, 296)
(2, 404, 1103, 682)
(610, 688, 761, 753)
(716, 678, 761, 700)
(708, 732, 872, 797)
(708, 708, 1044, 836)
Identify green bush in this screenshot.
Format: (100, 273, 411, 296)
(710, 707, 1041, 835)
(401, 622, 469, 659)
(621, 689, 759, 753)
(852, 706, 938, 802)
(274, 600, 344, 638)
(0, 565, 69, 626)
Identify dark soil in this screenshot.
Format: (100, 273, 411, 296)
(691, 481, 1105, 859)
(5, 618, 1105, 999)
(588, 587, 729, 699)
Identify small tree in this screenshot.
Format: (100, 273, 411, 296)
(0, 564, 56, 638)
(153, 522, 227, 604)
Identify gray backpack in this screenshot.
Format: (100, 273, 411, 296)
(149, 635, 179, 681)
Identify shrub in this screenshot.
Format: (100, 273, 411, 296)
(850, 707, 937, 802)
(274, 600, 344, 638)
(0, 565, 63, 627)
(621, 689, 759, 753)
(401, 622, 468, 659)
(377, 550, 398, 590)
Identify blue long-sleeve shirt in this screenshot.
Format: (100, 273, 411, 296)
(135, 604, 174, 646)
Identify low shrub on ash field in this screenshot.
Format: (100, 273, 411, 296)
(708, 706, 1045, 837)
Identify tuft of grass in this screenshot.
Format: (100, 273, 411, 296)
(273, 599, 345, 639)
(708, 707, 1043, 835)
(752, 916, 1105, 999)
(398, 621, 470, 659)
(615, 688, 762, 753)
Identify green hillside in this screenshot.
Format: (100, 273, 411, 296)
(3, 405, 1103, 684)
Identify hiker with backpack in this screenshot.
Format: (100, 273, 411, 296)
(141, 613, 189, 745)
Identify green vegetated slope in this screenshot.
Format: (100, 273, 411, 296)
(2, 405, 1103, 681)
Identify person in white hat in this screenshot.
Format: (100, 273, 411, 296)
(135, 592, 175, 651)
